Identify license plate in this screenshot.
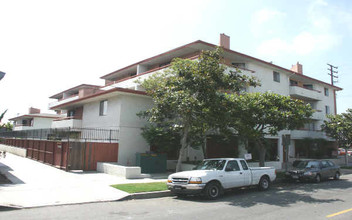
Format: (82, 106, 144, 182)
(292, 175, 299, 179)
(174, 185, 182, 190)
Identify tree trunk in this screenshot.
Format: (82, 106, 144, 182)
(176, 125, 189, 172)
(201, 135, 207, 159)
(257, 140, 266, 167)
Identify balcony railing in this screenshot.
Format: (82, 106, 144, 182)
(52, 117, 82, 128)
(0, 127, 119, 142)
(48, 95, 79, 109)
(289, 85, 322, 101)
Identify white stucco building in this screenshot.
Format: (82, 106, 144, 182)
(10, 107, 61, 131)
(48, 34, 342, 168)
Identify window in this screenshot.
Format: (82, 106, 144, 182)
(325, 105, 330, 115)
(225, 160, 240, 171)
(68, 109, 75, 117)
(290, 80, 298, 86)
(99, 100, 108, 116)
(327, 161, 335, 167)
(321, 161, 329, 168)
(303, 84, 313, 90)
(232, 63, 246, 69)
(324, 88, 329, 96)
(240, 160, 249, 170)
(273, 71, 280, 82)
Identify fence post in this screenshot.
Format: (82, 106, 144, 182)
(109, 129, 112, 143)
(66, 127, 71, 171)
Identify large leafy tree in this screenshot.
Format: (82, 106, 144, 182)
(322, 109, 352, 165)
(139, 48, 258, 171)
(227, 92, 313, 167)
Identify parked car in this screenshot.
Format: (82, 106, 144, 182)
(167, 158, 276, 199)
(285, 160, 341, 183)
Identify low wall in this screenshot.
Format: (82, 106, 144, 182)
(97, 162, 142, 179)
(0, 144, 27, 157)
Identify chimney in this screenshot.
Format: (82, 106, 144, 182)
(219, 33, 230, 49)
(291, 62, 303, 74)
(29, 107, 41, 114)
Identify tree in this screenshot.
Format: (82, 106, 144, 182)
(139, 48, 258, 171)
(322, 109, 352, 166)
(227, 92, 313, 167)
(0, 109, 7, 123)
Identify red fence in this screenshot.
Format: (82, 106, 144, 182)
(4, 138, 118, 171)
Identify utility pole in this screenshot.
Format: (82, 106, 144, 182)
(327, 64, 338, 115)
(327, 63, 338, 85)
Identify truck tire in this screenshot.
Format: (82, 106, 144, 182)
(258, 176, 270, 191)
(204, 182, 222, 200)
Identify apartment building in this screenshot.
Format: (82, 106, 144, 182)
(48, 34, 342, 168)
(10, 107, 61, 131)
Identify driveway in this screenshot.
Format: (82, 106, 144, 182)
(0, 153, 166, 208)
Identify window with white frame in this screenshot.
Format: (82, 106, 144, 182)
(99, 100, 108, 116)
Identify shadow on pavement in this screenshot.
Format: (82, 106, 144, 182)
(173, 177, 351, 208)
(0, 162, 24, 185)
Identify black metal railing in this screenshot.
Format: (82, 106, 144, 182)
(0, 127, 119, 142)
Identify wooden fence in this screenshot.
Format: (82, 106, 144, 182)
(4, 138, 118, 171)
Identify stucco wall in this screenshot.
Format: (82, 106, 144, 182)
(117, 95, 153, 165)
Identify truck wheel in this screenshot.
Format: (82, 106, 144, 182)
(258, 176, 270, 191)
(204, 182, 222, 200)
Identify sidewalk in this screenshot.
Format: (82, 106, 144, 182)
(0, 153, 168, 208)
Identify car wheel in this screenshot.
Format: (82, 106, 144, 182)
(204, 182, 222, 200)
(258, 176, 270, 191)
(334, 172, 340, 180)
(315, 174, 321, 183)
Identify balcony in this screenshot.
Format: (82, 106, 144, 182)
(49, 95, 79, 109)
(311, 110, 325, 121)
(51, 117, 82, 128)
(289, 85, 322, 101)
(13, 125, 33, 131)
(290, 130, 333, 140)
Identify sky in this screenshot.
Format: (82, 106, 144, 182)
(0, 0, 351, 123)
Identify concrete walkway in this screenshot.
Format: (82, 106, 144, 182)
(0, 153, 168, 208)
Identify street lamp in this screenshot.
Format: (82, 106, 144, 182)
(0, 71, 5, 81)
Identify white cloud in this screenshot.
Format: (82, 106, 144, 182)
(256, 32, 339, 57)
(251, 8, 286, 36)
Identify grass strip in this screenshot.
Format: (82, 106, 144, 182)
(111, 181, 167, 193)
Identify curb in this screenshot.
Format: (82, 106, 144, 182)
(122, 190, 173, 201)
(0, 205, 22, 211)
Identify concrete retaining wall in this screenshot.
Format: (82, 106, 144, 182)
(0, 144, 27, 157)
(97, 162, 143, 179)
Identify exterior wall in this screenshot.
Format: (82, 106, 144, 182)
(14, 117, 56, 131)
(246, 63, 290, 95)
(81, 96, 122, 129)
(117, 95, 153, 165)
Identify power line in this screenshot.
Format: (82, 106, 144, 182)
(327, 63, 338, 85)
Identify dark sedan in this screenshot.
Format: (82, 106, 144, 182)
(285, 160, 341, 183)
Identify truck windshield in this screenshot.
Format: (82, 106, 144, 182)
(193, 160, 226, 170)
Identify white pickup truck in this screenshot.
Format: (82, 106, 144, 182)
(167, 158, 276, 199)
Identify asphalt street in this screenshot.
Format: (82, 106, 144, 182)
(1, 174, 352, 220)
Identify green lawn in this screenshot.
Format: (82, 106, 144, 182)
(111, 181, 168, 193)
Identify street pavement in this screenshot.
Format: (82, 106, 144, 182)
(0, 153, 168, 208)
(2, 174, 352, 220)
